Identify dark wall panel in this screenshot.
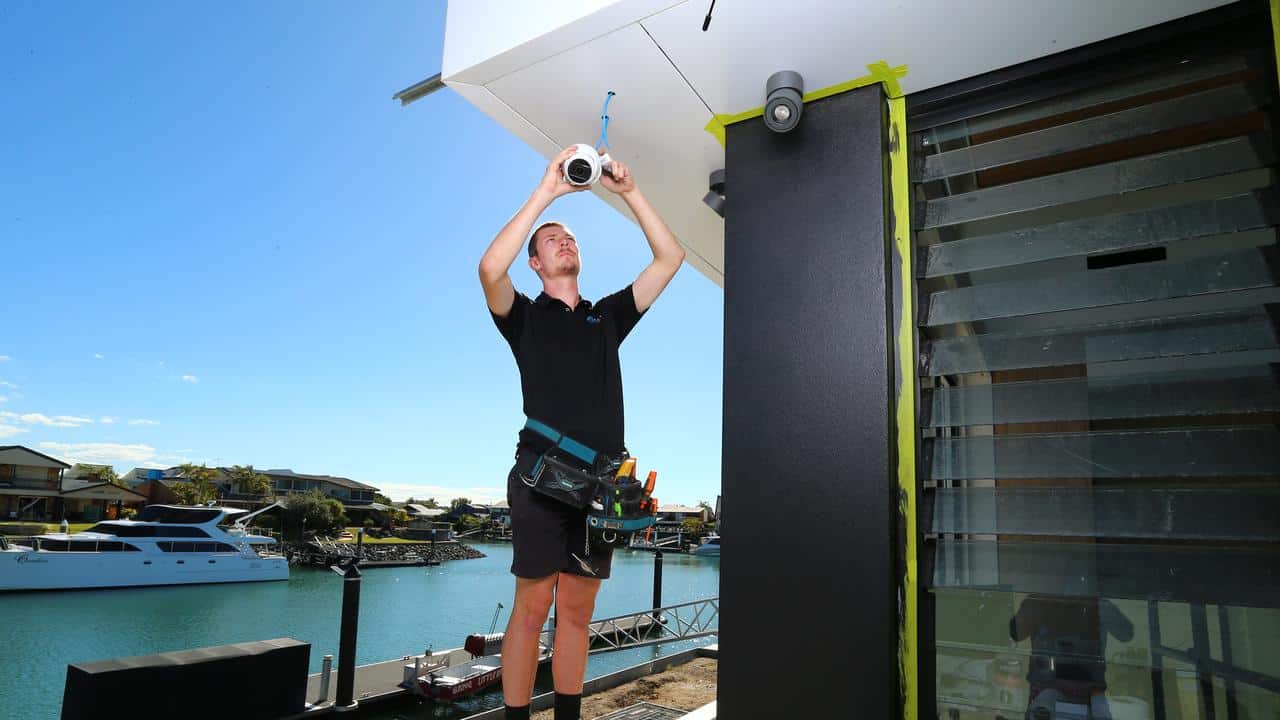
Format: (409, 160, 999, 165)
(720, 83, 896, 718)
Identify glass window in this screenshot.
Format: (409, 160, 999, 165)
(910, 7, 1280, 719)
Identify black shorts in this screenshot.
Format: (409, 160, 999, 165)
(507, 449, 614, 580)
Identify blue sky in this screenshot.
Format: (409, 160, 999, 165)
(0, 2, 724, 505)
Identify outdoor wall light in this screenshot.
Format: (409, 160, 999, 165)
(702, 169, 725, 217)
(764, 71, 804, 133)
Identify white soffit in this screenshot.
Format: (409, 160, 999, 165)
(442, 0, 1236, 286)
(486, 22, 727, 280)
(639, 0, 1238, 112)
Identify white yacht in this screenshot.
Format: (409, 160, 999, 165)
(691, 534, 720, 557)
(0, 503, 288, 591)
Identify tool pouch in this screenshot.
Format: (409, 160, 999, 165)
(586, 479, 657, 547)
(519, 447, 612, 509)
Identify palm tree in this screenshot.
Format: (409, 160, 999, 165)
(173, 463, 221, 505)
(228, 465, 272, 498)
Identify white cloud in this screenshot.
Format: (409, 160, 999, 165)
(0, 412, 94, 428)
(39, 441, 158, 466)
(181, 375, 199, 384)
(94, 353, 104, 360)
(128, 418, 158, 426)
(374, 482, 506, 504)
(0, 380, 16, 389)
(0, 355, 9, 362)
(0, 424, 27, 438)
(0, 396, 6, 404)
(100, 416, 117, 424)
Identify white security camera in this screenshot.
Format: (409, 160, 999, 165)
(563, 143, 614, 186)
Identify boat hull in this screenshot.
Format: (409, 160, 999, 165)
(419, 665, 504, 701)
(0, 549, 288, 591)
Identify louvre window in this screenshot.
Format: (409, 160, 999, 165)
(907, 4, 1280, 719)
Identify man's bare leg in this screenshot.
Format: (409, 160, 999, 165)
(550, 572, 602, 694)
(502, 574, 557, 707)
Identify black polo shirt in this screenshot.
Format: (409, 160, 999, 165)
(491, 285, 645, 455)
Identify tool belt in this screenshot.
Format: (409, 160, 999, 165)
(587, 461, 659, 548)
(518, 418, 658, 547)
(518, 418, 623, 509)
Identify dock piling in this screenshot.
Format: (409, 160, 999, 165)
(652, 550, 663, 620)
(331, 561, 363, 712)
(317, 654, 333, 703)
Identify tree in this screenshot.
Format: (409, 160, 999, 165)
(681, 517, 706, 536)
(283, 489, 347, 540)
(170, 480, 219, 506)
(172, 463, 220, 506)
(73, 464, 121, 487)
(422, 497, 439, 509)
(227, 465, 272, 497)
(697, 499, 714, 519)
(374, 493, 394, 506)
(450, 497, 472, 512)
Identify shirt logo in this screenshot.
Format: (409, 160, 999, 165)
(586, 314, 601, 325)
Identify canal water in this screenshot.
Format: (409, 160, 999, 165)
(0, 542, 719, 720)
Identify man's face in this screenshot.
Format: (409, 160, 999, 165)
(530, 225, 581, 278)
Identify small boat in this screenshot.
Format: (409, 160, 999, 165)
(404, 637, 551, 702)
(404, 606, 552, 703)
(0, 503, 288, 591)
(691, 534, 720, 556)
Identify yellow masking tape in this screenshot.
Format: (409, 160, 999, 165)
(888, 94, 919, 720)
(704, 60, 908, 146)
(1272, 0, 1280, 94)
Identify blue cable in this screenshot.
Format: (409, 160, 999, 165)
(598, 91, 616, 150)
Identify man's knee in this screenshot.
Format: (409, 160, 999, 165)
(512, 575, 556, 631)
(554, 582, 598, 627)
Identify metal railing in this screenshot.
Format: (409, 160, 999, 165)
(571, 597, 719, 653)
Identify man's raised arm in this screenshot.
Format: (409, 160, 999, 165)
(479, 146, 587, 316)
(597, 156, 686, 312)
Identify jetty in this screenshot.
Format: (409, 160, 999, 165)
(296, 597, 719, 715)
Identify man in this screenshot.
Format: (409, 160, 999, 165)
(478, 145, 684, 720)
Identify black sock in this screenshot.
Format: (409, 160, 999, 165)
(505, 704, 531, 720)
(554, 692, 582, 720)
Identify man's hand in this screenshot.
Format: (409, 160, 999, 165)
(537, 146, 592, 200)
(599, 150, 636, 195)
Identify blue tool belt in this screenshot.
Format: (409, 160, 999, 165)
(519, 418, 618, 509)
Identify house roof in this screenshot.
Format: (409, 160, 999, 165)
(60, 482, 148, 500)
(261, 468, 379, 492)
(0, 445, 72, 469)
(406, 503, 447, 516)
(659, 504, 706, 514)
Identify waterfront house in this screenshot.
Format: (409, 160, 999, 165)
(120, 467, 165, 488)
(0, 446, 146, 522)
(0, 445, 69, 521)
(656, 504, 712, 525)
(404, 503, 447, 520)
(486, 500, 510, 526)
(444, 502, 490, 522)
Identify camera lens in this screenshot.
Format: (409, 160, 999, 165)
(566, 158, 593, 184)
